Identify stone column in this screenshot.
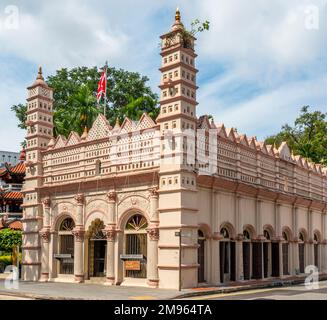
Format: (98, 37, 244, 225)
(72, 227, 85, 282)
(235, 234, 244, 281)
(39, 198, 51, 281)
(309, 209, 315, 267)
(292, 240, 300, 276)
(321, 211, 327, 273)
(104, 226, 116, 285)
(105, 191, 117, 285)
(147, 187, 159, 287)
(39, 229, 50, 281)
(292, 206, 299, 275)
(147, 226, 159, 287)
(212, 233, 221, 285)
(73, 194, 85, 282)
(149, 187, 159, 223)
(278, 239, 284, 278)
(234, 194, 243, 281)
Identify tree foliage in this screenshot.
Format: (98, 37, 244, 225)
(0, 229, 22, 252)
(265, 106, 327, 165)
(11, 66, 159, 137)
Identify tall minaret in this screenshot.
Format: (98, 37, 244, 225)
(22, 67, 54, 281)
(157, 8, 198, 176)
(157, 9, 199, 290)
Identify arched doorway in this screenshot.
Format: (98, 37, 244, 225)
(87, 219, 106, 277)
(58, 217, 75, 275)
(198, 230, 206, 283)
(219, 227, 235, 283)
(299, 231, 306, 274)
(282, 231, 289, 275)
(243, 230, 251, 280)
(124, 214, 148, 279)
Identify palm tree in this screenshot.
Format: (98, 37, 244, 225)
(54, 85, 100, 136)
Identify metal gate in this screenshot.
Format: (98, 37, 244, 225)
(243, 242, 251, 280)
(198, 231, 205, 283)
(125, 233, 147, 278)
(92, 240, 106, 277)
(263, 242, 269, 278)
(59, 235, 74, 274)
(299, 244, 305, 273)
(282, 243, 289, 275)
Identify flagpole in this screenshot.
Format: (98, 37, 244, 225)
(104, 61, 108, 117)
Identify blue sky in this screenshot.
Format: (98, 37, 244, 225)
(0, 0, 327, 151)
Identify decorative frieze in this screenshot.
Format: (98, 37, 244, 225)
(147, 225, 159, 241)
(149, 187, 159, 198)
(39, 228, 50, 243)
(72, 227, 85, 242)
(74, 194, 85, 205)
(107, 191, 117, 202)
(42, 198, 51, 208)
(103, 226, 117, 241)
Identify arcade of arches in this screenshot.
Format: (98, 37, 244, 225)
(36, 188, 327, 290)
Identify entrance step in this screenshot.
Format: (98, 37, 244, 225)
(121, 278, 148, 287)
(85, 277, 106, 284)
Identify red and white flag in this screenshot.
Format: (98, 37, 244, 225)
(97, 64, 107, 104)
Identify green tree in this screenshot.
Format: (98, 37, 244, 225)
(54, 84, 100, 136)
(265, 106, 327, 165)
(11, 66, 159, 137)
(0, 229, 22, 252)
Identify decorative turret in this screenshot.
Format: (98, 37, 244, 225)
(21, 66, 54, 281)
(156, 9, 199, 290)
(157, 8, 198, 178)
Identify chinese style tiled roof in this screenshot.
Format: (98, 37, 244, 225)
(3, 191, 23, 201)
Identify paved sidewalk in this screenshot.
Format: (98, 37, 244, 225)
(0, 275, 325, 300)
(0, 280, 179, 300)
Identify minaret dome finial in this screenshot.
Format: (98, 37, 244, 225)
(37, 66, 44, 81)
(175, 7, 181, 22)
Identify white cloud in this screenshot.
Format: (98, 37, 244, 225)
(0, 0, 326, 152)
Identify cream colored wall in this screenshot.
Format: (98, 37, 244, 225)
(261, 201, 275, 230)
(219, 192, 236, 228)
(298, 207, 309, 234)
(280, 205, 292, 231)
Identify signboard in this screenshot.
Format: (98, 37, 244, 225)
(125, 260, 141, 271)
(54, 254, 72, 259)
(120, 254, 144, 260)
